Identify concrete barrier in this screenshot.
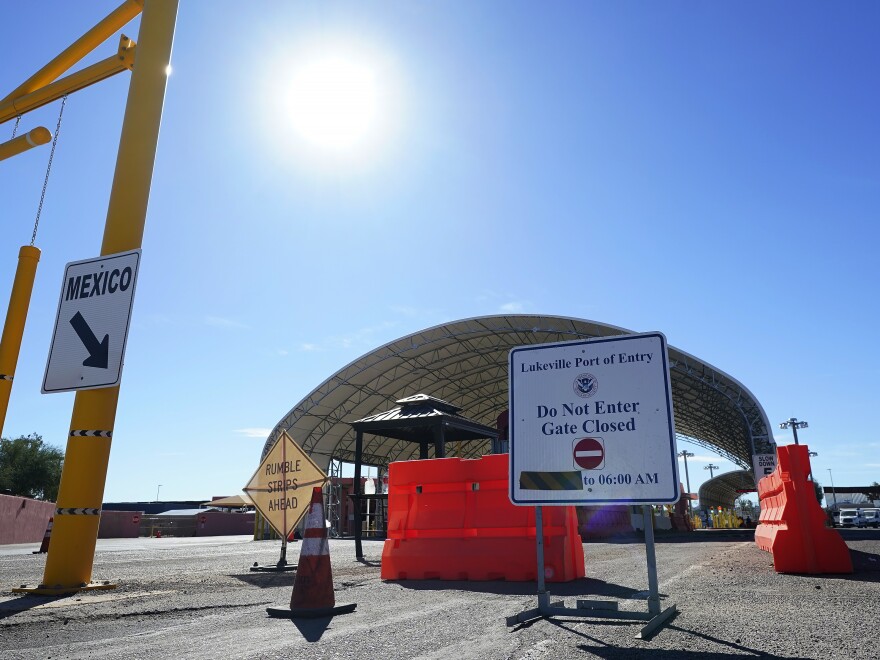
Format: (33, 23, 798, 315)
(98, 510, 143, 538)
(139, 511, 255, 537)
(196, 510, 255, 536)
(0, 493, 54, 544)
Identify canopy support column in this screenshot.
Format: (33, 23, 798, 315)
(434, 424, 446, 459)
(353, 429, 364, 559)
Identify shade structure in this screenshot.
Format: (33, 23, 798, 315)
(346, 393, 499, 557)
(264, 315, 776, 477)
(698, 470, 758, 510)
(204, 494, 253, 508)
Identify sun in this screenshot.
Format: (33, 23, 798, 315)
(286, 56, 380, 152)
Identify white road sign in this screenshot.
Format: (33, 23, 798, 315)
(42, 250, 141, 393)
(752, 454, 777, 478)
(509, 332, 679, 506)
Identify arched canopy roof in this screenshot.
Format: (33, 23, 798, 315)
(265, 315, 776, 475)
(698, 470, 757, 510)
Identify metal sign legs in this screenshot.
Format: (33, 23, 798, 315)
(250, 538, 298, 573)
(506, 505, 677, 640)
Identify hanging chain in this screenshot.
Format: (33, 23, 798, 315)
(32, 96, 67, 246)
(11, 115, 21, 139)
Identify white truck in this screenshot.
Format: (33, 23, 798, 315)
(839, 508, 866, 528)
(862, 508, 880, 528)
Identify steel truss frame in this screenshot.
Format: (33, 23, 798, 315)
(262, 315, 776, 483)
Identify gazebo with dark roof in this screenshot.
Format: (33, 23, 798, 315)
(347, 393, 499, 557)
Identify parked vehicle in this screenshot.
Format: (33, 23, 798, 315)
(839, 508, 865, 528)
(862, 508, 880, 528)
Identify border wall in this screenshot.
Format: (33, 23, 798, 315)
(0, 494, 54, 544)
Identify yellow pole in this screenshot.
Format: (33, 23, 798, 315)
(38, 0, 178, 594)
(0, 128, 51, 162)
(0, 40, 136, 126)
(0, 0, 142, 106)
(0, 246, 41, 436)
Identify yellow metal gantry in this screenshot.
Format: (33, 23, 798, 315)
(4, 0, 178, 595)
(0, 127, 51, 163)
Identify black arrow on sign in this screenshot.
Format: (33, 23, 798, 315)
(69, 311, 109, 369)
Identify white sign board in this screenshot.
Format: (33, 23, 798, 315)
(42, 250, 141, 393)
(509, 332, 679, 505)
(752, 453, 777, 479)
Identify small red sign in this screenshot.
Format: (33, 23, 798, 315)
(132, 514, 140, 524)
(573, 437, 605, 470)
(199, 515, 207, 524)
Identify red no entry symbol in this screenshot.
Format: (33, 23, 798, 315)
(573, 437, 605, 470)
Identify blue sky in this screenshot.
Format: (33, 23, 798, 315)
(1, 2, 878, 505)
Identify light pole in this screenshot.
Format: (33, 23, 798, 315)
(807, 451, 818, 481)
(156, 484, 162, 502)
(827, 469, 838, 509)
(678, 450, 694, 515)
(779, 417, 808, 445)
(704, 463, 718, 479)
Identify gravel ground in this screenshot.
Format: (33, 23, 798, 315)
(1, 529, 878, 659)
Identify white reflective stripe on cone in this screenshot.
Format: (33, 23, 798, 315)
(301, 537, 329, 556)
(303, 502, 324, 530)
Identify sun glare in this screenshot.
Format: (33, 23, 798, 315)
(286, 56, 380, 152)
(260, 37, 400, 167)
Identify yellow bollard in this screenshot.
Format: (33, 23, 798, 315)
(0, 245, 40, 437)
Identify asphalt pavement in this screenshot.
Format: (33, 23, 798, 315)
(1, 529, 878, 659)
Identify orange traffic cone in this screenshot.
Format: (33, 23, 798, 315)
(32, 517, 53, 554)
(266, 487, 356, 619)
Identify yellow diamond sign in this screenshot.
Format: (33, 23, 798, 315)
(243, 431, 327, 538)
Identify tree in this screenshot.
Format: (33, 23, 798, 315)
(0, 434, 64, 501)
(735, 497, 757, 517)
(812, 479, 824, 505)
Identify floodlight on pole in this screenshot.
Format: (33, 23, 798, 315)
(704, 463, 719, 479)
(678, 450, 694, 515)
(156, 484, 162, 502)
(779, 417, 808, 445)
(808, 450, 818, 478)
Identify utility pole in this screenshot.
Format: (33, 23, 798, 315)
(827, 469, 838, 509)
(678, 450, 694, 515)
(704, 463, 718, 479)
(779, 417, 808, 445)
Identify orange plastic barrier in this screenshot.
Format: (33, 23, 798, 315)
(381, 454, 585, 582)
(755, 445, 852, 574)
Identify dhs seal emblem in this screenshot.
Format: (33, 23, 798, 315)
(573, 373, 598, 398)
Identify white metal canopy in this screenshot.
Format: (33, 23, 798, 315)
(698, 470, 758, 510)
(264, 315, 776, 476)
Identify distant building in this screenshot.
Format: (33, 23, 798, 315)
(823, 486, 880, 509)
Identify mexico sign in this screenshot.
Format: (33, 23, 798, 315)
(509, 332, 679, 505)
(42, 250, 141, 393)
